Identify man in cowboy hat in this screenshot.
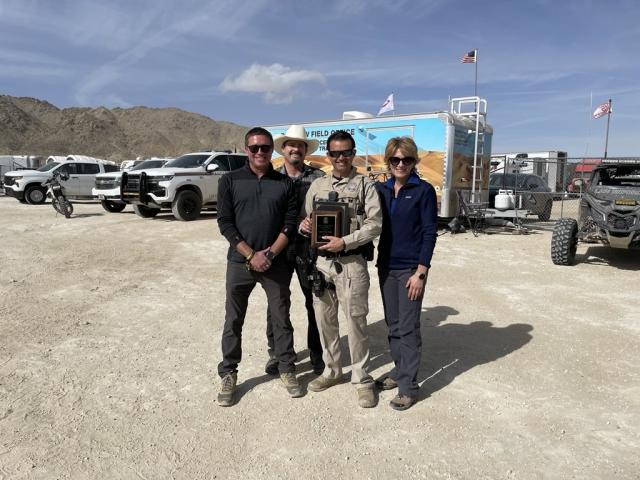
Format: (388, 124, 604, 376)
(264, 125, 326, 377)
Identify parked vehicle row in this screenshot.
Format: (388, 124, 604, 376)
(93, 158, 171, 213)
(121, 151, 247, 221)
(3, 151, 249, 221)
(3, 156, 118, 204)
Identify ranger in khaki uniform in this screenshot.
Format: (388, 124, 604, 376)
(299, 130, 382, 408)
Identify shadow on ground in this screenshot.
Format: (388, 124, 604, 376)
(368, 305, 533, 400)
(226, 305, 533, 404)
(577, 245, 640, 271)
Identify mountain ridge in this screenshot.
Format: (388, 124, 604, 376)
(0, 95, 248, 161)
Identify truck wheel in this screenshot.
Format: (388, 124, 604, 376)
(133, 204, 160, 218)
(551, 218, 578, 265)
(538, 200, 553, 221)
(101, 200, 126, 213)
(25, 185, 47, 205)
(172, 190, 202, 221)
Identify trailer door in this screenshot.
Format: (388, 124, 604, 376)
(363, 126, 414, 170)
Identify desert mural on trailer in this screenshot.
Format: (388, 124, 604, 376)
(271, 150, 445, 196)
(268, 116, 450, 198)
(268, 115, 491, 211)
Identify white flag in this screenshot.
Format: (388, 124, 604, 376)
(592, 102, 611, 119)
(377, 93, 394, 116)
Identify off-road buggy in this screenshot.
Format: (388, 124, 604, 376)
(551, 160, 640, 265)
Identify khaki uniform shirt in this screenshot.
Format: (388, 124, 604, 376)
(303, 167, 382, 252)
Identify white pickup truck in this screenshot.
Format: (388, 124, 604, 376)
(121, 151, 247, 221)
(92, 158, 171, 212)
(3, 155, 119, 204)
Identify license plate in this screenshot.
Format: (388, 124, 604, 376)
(98, 195, 106, 200)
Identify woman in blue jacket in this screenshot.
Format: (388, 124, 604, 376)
(375, 136, 438, 411)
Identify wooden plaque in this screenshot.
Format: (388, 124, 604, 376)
(311, 210, 342, 248)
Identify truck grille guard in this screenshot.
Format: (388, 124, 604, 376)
(121, 172, 148, 200)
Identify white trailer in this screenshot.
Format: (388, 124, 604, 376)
(265, 97, 492, 218)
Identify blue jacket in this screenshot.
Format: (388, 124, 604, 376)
(375, 172, 438, 269)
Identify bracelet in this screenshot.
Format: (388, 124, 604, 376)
(245, 250, 255, 262)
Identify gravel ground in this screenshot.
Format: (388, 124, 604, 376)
(0, 196, 638, 479)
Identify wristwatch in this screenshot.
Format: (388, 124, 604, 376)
(418, 272, 426, 280)
(265, 249, 276, 262)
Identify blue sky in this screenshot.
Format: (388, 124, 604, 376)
(1, 0, 639, 157)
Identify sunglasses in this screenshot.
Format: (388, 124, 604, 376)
(389, 156, 416, 167)
(247, 144, 273, 154)
(328, 149, 356, 158)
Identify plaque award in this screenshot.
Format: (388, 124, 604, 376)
(311, 210, 342, 248)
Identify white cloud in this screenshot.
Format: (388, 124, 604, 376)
(219, 64, 327, 104)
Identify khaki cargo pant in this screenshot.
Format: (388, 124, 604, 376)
(314, 254, 373, 386)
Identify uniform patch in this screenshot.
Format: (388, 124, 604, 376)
(346, 183, 358, 193)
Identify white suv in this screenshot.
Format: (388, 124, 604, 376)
(92, 158, 171, 213)
(121, 151, 247, 221)
(3, 155, 119, 204)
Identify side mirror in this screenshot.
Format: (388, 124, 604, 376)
(206, 163, 219, 172)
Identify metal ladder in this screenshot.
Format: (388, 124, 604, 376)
(449, 96, 488, 203)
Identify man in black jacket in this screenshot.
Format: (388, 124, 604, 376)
(264, 125, 326, 376)
(216, 127, 301, 407)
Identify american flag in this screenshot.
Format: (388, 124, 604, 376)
(461, 50, 476, 63)
(592, 102, 611, 119)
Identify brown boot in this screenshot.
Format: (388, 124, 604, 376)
(357, 386, 377, 408)
(389, 394, 417, 411)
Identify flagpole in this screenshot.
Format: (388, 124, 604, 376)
(474, 49, 478, 97)
(604, 98, 612, 159)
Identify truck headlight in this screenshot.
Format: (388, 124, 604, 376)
(12, 176, 23, 181)
(152, 175, 174, 182)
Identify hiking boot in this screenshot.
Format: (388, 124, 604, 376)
(375, 375, 398, 391)
(389, 394, 417, 411)
(265, 354, 279, 376)
(217, 373, 237, 407)
(310, 351, 325, 376)
(357, 386, 377, 408)
(308, 375, 343, 392)
(280, 372, 303, 398)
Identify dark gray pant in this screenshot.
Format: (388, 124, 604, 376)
(378, 268, 424, 397)
(265, 257, 322, 358)
(218, 260, 296, 377)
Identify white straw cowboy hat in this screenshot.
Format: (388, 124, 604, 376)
(273, 124, 320, 155)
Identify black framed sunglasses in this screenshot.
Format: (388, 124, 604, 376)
(247, 144, 273, 154)
(389, 156, 416, 166)
(328, 149, 356, 158)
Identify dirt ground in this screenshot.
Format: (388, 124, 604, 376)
(1, 196, 638, 480)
